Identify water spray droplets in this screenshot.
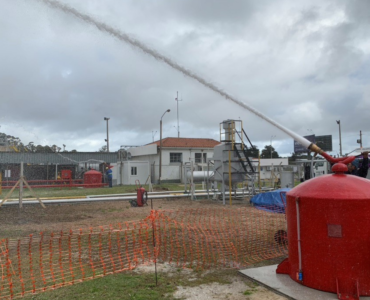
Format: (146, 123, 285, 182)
(38, 0, 311, 149)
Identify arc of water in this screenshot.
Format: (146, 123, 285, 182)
(38, 0, 311, 149)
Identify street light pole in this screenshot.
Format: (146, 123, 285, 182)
(159, 109, 171, 184)
(336, 120, 342, 156)
(270, 135, 276, 159)
(104, 117, 110, 152)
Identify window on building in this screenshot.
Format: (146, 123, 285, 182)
(131, 166, 137, 176)
(170, 153, 182, 163)
(195, 153, 207, 163)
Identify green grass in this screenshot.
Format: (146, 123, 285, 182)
(3, 183, 200, 199)
(21, 268, 240, 300)
(23, 272, 174, 300)
(243, 290, 254, 295)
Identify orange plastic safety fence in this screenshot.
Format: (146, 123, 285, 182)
(0, 206, 287, 299)
(149, 207, 287, 269)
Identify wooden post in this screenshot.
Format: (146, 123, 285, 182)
(19, 162, 24, 209)
(228, 150, 232, 206)
(22, 180, 46, 208)
(270, 163, 274, 189)
(258, 152, 261, 192)
(0, 180, 21, 207)
(0, 162, 45, 209)
(190, 161, 194, 200)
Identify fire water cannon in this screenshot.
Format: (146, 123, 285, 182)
(277, 142, 370, 300)
(308, 143, 356, 165)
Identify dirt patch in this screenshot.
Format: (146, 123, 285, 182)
(174, 281, 286, 300)
(153, 187, 169, 191)
(0, 197, 288, 299)
(0, 197, 249, 239)
(134, 263, 287, 300)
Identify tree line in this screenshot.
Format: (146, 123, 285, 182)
(245, 145, 280, 159)
(0, 133, 77, 153)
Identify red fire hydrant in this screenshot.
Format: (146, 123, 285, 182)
(136, 187, 146, 207)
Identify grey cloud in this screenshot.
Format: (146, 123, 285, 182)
(1, 0, 370, 154)
(138, 0, 260, 26)
(344, 0, 370, 24)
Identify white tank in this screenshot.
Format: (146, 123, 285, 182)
(186, 171, 214, 181)
(213, 143, 246, 185)
(280, 171, 294, 188)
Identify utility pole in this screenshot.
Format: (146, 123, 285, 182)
(336, 120, 342, 156)
(104, 117, 110, 152)
(175, 91, 182, 138)
(357, 130, 362, 149)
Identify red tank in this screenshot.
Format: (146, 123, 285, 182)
(61, 169, 72, 180)
(83, 170, 103, 188)
(277, 163, 370, 300)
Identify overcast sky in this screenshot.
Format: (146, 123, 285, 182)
(1, 0, 369, 156)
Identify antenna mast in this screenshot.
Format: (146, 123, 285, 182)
(175, 91, 182, 138)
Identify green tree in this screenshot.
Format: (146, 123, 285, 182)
(288, 152, 298, 164)
(34, 145, 54, 153)
(245, 145, 259, 158)
(99, 145, 108, 152)
(261, 145, 279, 159)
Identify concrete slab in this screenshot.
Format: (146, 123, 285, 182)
(239, 265, 370, 300)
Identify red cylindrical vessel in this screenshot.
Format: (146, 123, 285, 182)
(277, 164, 370, 300)
(61, 170, 72, 180)
(83, 170, 103, 188)
(137, 187, 146, 207)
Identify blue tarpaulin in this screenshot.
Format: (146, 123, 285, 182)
(250, 188, 291, 213)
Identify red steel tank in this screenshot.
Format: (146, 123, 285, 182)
(61, 169, 72, 180)
(277, 162, 370, 300)
(83, 170, 103, 188)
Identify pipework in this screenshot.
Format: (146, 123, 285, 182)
(308, 143, 355, 165)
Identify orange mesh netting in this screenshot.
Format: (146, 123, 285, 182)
(0, 206, 287, 299)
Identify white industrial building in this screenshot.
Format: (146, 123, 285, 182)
(127, 137, 221, 183)
(114, 138, 293, 185)
(113, 161, 150, 185)
(255, 158, 290, 180)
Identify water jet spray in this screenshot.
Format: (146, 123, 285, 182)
(37, 0, 352, 165)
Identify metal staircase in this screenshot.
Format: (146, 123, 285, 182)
(221, 120, 257, 175)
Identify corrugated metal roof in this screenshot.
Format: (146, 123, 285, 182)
(0, 152, 118, 164)
(148, 137, 220, 148)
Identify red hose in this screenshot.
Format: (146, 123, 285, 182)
(320, 152, 355, 165)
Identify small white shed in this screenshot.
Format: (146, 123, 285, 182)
(116, 161, 150, 185)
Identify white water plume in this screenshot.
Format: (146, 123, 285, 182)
(38, 0, 311, 150)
